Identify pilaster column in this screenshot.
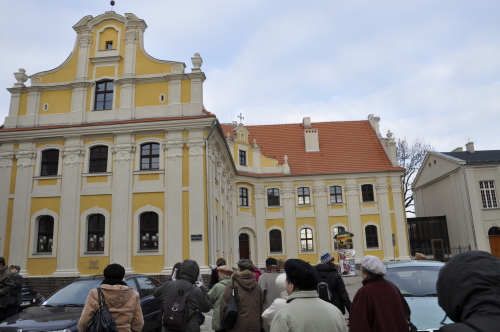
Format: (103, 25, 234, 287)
(53, 146, 84, 277)
(163, 141, 184, 272)
(110, 142, 135, 274)
(345, 183, 363, 263)
(169, 78, 182, 104)
(281, 186, 296, 259)
(391, 184, 410, 259)
(70, 82, 92, 124)
(24, 87, 41, 127)
(313, 184, 330, 255)
(4, 89, 22, 127)
(76, 32, 92, 81)
(123, 29, 139, 77)
(376, 184, 394, 261)
(0, 152, 14, 256)
(254, 186, 267, 267)
(11, 150, 36, 276)
(115, 78, 135, 119)
(187, 140, 207, 268)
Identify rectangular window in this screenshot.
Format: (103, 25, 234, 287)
(330, 186, 343, 203)
(140, 143, 160, 170)
(269, 229, 283, 253)
(239, 188, 248, 206)
(267, 188, 280, 206)
(239, 150, 247, 166)
(480, 181, 498, 209)
(298, 187, 310, 205)
(94, 81, 114, 111)
(106, 41, 113, 49)
(362, 184, 375, 202)
(89, 146, 108, 173)
(300, 228, 314, 251)
(41, 150, 59, 176)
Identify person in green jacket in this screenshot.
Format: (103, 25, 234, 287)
(208, 265, 234, 332)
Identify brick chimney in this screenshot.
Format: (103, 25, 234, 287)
(466, 142, 475, 153)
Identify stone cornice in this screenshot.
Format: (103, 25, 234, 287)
(187, 141, 205, 158)
(111, 143, 136, 165)
(376, 184, 389, 195)
(15, 151, 36, 171)
(62, 147, 85, 169)
(89, 55, 123, 65)
(313, 186, 328, 197)
(346, 185, 359, 196)
(0, 152, 15, 168)
(281, 188, 295, 200)
(164, 142, 184, 161)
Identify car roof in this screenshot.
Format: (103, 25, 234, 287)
(385, 260, 445, 269)
(74, 274, 153, 281)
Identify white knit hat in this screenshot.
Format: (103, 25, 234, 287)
(361, 255, 386, 275)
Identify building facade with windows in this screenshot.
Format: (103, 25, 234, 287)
(413, 142, 500, 259)
(0, 11, 409, 279)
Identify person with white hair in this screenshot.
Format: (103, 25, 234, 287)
(350, 255, 410, 332)
(261, 273, 287, 331)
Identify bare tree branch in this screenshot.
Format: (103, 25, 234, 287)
(396, 136, 434, 215)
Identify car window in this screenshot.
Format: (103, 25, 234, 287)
(126, 278, 138, 291)
(136, 276, 158, 298)
(44, 279, 101, 306)
(386, 266, 441, 297)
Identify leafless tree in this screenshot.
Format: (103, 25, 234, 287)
(396, 137, 434, 214)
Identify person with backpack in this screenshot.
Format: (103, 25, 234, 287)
(153, 259, 211, 332)
(315, 252, 351, 315)
(77, 263, 144, 332)
(219, 259, 264, 332)
(208, 265, 234, 332)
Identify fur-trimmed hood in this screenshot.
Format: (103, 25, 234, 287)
(232, 270, 258, 291)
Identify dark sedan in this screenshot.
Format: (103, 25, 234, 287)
(20, 285, 45, 311)
(0, 274, 163, 332)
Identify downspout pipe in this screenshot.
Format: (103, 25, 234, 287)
(205, 118, 218, 267)
(461, 164, 478, 250)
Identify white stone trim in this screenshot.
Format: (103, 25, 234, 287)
(296, 185, 313, 206)
(330, 223, 348, 252)
(298, 224, 317, 254)
(267, 226, 285, 256)
(94, 24, 122, 58)
(133, 205, 164, 256)
(29, 209, 59, 258)
(84, 141, 114, 173)
(159, 94, 166, 103)
(236, 143, 249, 166)
(237, 227, 256, 262)
(134, 138, 165, 171)
(362, 221, 382, 251)
(79, 207, 111, 257)
(34, 145, 63, 177)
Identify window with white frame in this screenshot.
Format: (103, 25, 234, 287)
(330, 186, 343, 203)
(239, 150, 247, 166)
(88, 214, 105, 252)
(298, 187, 311, 205)
(480, 181, 498, 209)
(267, 188, 280, 206)
(40, 149, 59, 176)
(140, 212, 159, 250)
(361, 184, 375, 202)
(300, 227, 314, 251)
(333, 226, 346, 250)
(140, 143, 160, 170)
(37, 216, 54, 253)
(239, 188, 249, 206)
(365, 225, 379, 248)
(269, 229, 283, 253)
(89, 146, 108, 173)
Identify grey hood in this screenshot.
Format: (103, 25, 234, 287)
(178, 259, 200, 284)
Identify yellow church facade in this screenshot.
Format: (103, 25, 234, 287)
(0, 11, 410, 278)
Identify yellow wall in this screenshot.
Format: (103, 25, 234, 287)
(115, 85, 121, 108)
(99, 28, 118, 50)
(135, 43, 173, 76)
(36, 141, 64, 149)
(80, 195, 112, 214)
(138, 174, 159, 181)
(266, 219, 284, 230)
(182, 191, 190, 260)
(31, 197, 61, 217)
(181, 80, 191, 104)
(39, 90, 72, 114)
(18, 92, 28, 116)
(10, 159, 17, 194)
(260, 155, 279, 167)
(132, 193, 164, 212)
(87, 176, 108, 183)
(39, 51, 79, 84)
(135, 134, 165, 141)
(26, 257, 57, 276)
(135, 82, 169, 107)
(132, 255, 164, 273)
(3, 199, 14, 262)
(78, 256, 111, 276)
(86, 87, 93, 111)
(38, 179, 58, 186)
(248, 145, 253, 167)
(83, 138, 114, 145)
(95, 66, 116, 78)
(296, 217, 318, 263)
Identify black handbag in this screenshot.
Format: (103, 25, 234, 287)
(222, 281, 238, 329)
(85, 288, 119, 332)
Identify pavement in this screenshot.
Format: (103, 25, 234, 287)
(200, 274, 363, 331)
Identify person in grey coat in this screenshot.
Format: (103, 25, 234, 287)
(6, 265, 23, 318)
(0, 257, 14, 322)
(153, 260, 211, 332)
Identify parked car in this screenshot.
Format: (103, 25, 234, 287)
(19, 285, 45, 311)
(0, 274, 163, 332)
(385, 260, 452, 331)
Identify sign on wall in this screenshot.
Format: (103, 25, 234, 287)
(191, 234, 202, 241)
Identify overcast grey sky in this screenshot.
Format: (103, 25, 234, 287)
(1, 0, 499, 152)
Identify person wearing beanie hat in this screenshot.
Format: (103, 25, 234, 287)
(208, 265, 234, 332)
(78, 263, 144, 332)
(269, 259, 347, 332)
(349, 256, 410, 332)
(315, 253, 351, 315)
(258, 258, 282, 330)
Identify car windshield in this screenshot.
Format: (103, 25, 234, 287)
(43, 279, 102, 306)
(385, 266, 441, 297)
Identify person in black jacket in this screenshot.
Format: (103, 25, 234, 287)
(315, 253, 351, 314)
(6, 265, 23, 318)
(437, 251, 500, 332)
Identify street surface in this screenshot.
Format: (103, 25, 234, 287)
(200, 274, 363, 331)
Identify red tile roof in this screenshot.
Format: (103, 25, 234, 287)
(220, 121, 403, 176)
(0, 113, 215, 132)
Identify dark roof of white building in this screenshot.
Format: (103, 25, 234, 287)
(441, 150, 500, 165)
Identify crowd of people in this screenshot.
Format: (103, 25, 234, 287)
(1, 251, 499, 331)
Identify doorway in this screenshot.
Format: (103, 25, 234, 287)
(488, 227, 500, 259)
(239, 233, 250, 259)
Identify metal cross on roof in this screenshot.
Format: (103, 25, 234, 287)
(237, 113, 244, 124)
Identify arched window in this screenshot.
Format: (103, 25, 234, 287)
(267, 188, 280, 206)
(269, 229, 282, 253)
(140, 212, 159, 250)
(300, 227, 314, 251)
(488, 227, 500, 235)
(140, 143, 160, 170)
(330, 186, 343, 203)
(333, 226, 346, 250)
(94, 81, 114, 111)
(37, 216, 54, 253)
(41, 149, 59, 176)
(297, 187, 311, 205)
(361, 184, 375, 202)
(89, 146, 108, 173)
(365, 225, 379, 248)
(88, 214, 105, 251)
(239, 188, 249, 206)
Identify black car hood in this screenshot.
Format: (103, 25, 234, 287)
(0, 306, 82, 331)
